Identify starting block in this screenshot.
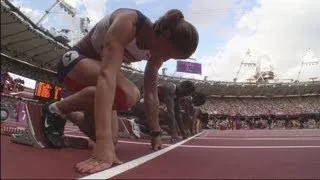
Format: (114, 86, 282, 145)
(10, 102, 45, 148)
(8, 101, 147, 149)
(10, 101, 90, 149)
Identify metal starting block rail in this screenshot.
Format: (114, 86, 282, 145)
(10, 102, 45, 148)
(8, 101, 143, 149)
(9, 102, 91, 149)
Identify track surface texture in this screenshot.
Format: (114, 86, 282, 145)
(1, 129, 320, 179)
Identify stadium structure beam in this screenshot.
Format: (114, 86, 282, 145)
(2, 46, 34, 65)
(1, 29, 29, 39)
(21, 42, 50, 54)
(5, 36, 39, 47)
(32, 49, 54, 58)
(36, 0, 61, 26)
(1, 53, 57, 75)
(44, 55, 62, 65)
(1, 21, 18, 25)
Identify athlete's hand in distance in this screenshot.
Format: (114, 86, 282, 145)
(151, 136, 163, 150)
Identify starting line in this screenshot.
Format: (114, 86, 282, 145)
(195, 137, 320, 140)
(79, 131, 205, 180)
(179, 145, 320, 149)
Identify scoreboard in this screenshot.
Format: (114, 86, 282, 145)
(33, 81, 62, 101)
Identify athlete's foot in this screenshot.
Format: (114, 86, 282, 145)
(42, 102, 66, 148)
(75, 144, 122, 173)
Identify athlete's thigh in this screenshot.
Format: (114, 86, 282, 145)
(65, 58, 101, 87)
(57, 49, 101, 92)
(115, 73, 140, 106)
(60, 51, 137, 94)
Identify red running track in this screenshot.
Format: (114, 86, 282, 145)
(2, 129, 320, 179)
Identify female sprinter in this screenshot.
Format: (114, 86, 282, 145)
(41, 8, 199, 173)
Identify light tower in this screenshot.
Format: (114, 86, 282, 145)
(296, 48, 319, 82)
(36, 0, 76, 26)
(234, 49, 256, 82)
(253, 54, 275, 83)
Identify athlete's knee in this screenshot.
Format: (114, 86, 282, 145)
(123, 85, 140, 107)
(129, 86, 141, 106)
(113, 85, 140, 111)
(80, 86, 96, 100)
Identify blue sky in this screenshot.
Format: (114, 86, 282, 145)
(11, 0, 256, 77)
(9, 0, 319, 82)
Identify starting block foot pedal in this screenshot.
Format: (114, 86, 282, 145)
(64, 136, 92, 149)
(10, 102, 45, 148)
(11, 132, 44, 148)
(10, 101, 92, 149)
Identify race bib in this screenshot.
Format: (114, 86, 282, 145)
(62, 51, 80, 67)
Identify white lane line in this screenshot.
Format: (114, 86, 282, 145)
(65, 134, 89, 139)
(79, 132, 204, 180)
(195, 137, 320, 140)
(116, 140, 171, 147)
(117, 141, 320, 149)
(179, 145, 320, 149)
(64, 134, 171, 146)
(64, 134, 320, 149)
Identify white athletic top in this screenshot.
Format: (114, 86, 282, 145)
(74, 11, 150, 63)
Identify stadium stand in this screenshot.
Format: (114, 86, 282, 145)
(1, 0, 319, 132)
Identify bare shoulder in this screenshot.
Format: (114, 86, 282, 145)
(110, 8, 143, 22)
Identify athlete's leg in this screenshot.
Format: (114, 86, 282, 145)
(78, 110, 119, 145)
(195, 119, 200, 134)
(192, 118, 199, 135)
(43, 52, 140, 147)
(56, 59, 140, 114)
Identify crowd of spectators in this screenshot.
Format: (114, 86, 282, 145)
(1, 56, 57, 84)
(2, 55, 320, 131)
(208, 117, 319, 130)
(202, 96, 320, 116)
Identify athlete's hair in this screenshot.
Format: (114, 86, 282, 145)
(154, 9, 199, 58)
(178, 80, 196, 96)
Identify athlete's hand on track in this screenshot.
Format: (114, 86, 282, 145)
(75, 143, 122, 173)
(151, 136, 163, 150)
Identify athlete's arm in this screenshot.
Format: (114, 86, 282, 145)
(192, 107, 200, 121)
(164, 95, 177, 134)
(144, 60, 163, 132)
(95, 11, 136, 141)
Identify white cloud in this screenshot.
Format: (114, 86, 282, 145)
(134, 0, 155, 4)
(190, 0, 320, 82)
(187, 0, 238, 26)
(82, 0, 107, 25)
(113, 0, 155, 5)
(10, 0, 45, 24)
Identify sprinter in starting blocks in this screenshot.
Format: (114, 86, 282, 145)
(9, 101, 141, 149)
(9, 101, 89, 149)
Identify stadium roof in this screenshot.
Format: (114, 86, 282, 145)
(1, 0, 320, 97)
(121, 69, 320, 97)
(1, 0, 69, 70)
